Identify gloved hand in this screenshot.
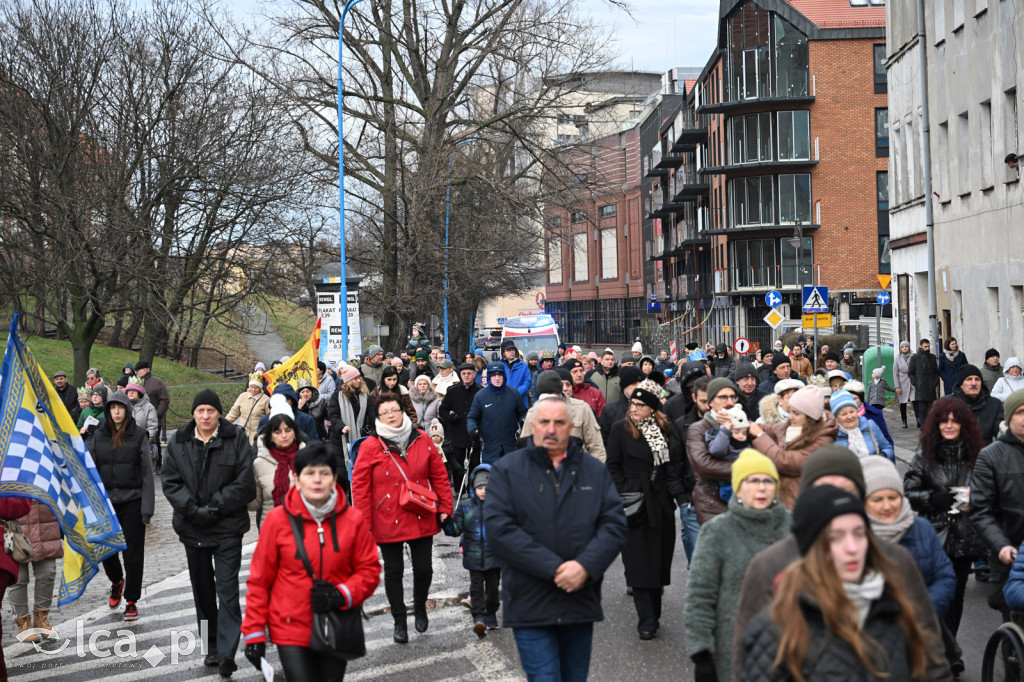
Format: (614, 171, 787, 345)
(244, 642, 265, 670)
(469, 429, 479, 441)
(931, 488, 956, 511)
(692, 651, 719, 682)
(192, 506, 221, 526)
(448, 411, 461, 424)
(310, 580, 347, 613)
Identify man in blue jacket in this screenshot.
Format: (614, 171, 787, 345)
(485, 397, 627, 681)
(501, 340, 533, 409)
(466, 362, 527, 464)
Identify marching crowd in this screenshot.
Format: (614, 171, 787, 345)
(7, 329, 1024, 681)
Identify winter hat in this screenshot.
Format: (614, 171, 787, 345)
(415, 349, 430, 360)
(707, 378, 737, 403)
(500, 339, 518, 353)
(269, 393, 293, 420)
(439, 359, 454, 369)
(473, 469, 490, 489)
(631, 379, 663, 411)
(731, 448, 779, 492)
(527, 350, 540, 361)
(733, 362, 758, 382)
(192, 388, 223, 414)
(825, 351, 842, 364)
(457, 362, 476, 372)
(414, 374, 432, 387)
(53, 370, 67, 378)
(871, 367, 885, 379)
(830, 389, 858, 416)
(799, 445, 867, 499)
(536, 370, 563, 396)
(586, 351, 598, 361)
(562, 359, 582, 371)
(957, 364, 982, 386)
(773, 378, 804, 396)
(986, 348, 1001, 361)
(788, 385, 824, 421)
(126, 376, 146, 395)
(620, 350, 635, 364)
(92, 385, 108, 400)
(862, 456, 904, 498)
(428, 418, 445, 441)
(726, 405, 749, 429)
(255, 362, 267, 372)
(134, 360, 151, 371)
(341, 365, 361, 383)
(647, 370, 666, 386)
(827, 369, 848, 381)
(791, 485, 869, 555)
(844, 380, 866, 400)
(1004, 388, 1024, 422)
(485, 362, 507, 379)
(555, 367, 572, 383)
(631, 341, 643, 354)
(772, 354, 792, 370)
(116, 375, 129, 389)
(900, 341, 911, 351)
(367, 344, 384, 358)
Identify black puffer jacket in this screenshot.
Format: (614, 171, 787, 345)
(904, 442, 986, 559)
(952, 386, 1003, 444)
(969, 431, 1024, 558)
(712, 345, 734, 378)
(740, 590, 923, 682)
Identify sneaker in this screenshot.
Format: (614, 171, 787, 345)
(473, 620, 486, 638)
(123, 602, 138, 621)
(109, 580, 124, 609)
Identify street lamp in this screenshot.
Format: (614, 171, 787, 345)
(787, 221, 804, 287)
(337, 0, 365, 360)
(443, 136, 486, 354)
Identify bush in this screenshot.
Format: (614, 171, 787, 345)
(779, 332, 857, 351)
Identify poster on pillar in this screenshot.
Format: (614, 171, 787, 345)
(317, 293, 343, 366)
(346, 290, 363, 360)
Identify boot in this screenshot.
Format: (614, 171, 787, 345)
(33, 609, 55, 639)
(15, 614, 37, 643)
(414, 604, 429, 633)
(393, 618, 408, 644)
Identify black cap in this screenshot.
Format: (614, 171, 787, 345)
(536, 370, 563, 395)
(958, 364, 983, 386)
(191, 388, 223, 414)
(619, 365, 644, 389)
(457, 362, 476, 372)
(135, 360, 151, 371)
(500, 339, 517, 352)
(791, 485, 869, 555)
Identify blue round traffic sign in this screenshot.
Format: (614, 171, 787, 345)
(875, 291, 891, 306)
(764, 290, 782, 308)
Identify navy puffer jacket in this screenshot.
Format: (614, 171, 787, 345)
(898, 516, 957, 618)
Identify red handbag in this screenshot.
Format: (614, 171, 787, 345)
(386, 448, 438, 515)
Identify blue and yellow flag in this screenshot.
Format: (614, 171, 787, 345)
(0, 314, 125, 605)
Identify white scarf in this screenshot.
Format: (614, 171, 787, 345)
(841, 423, 870, 458)
(785, 425, 803, 445)
(635, 416, 669, 466)
(301, 488, 338, 524)
(375, 413, 414, 453)
(844, 570, 885, 628)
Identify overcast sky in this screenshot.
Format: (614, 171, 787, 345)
(590, 0, 720, 74)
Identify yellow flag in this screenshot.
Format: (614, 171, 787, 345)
(261, 318, 322, 391)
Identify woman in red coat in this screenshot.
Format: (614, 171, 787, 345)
(241, 443, 380, 681)
(0, 496, 33, 677)
(351, 392, 454, 645)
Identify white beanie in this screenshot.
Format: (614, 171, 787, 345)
(269, 393, 293, 420)
(632, 341, 643, 353)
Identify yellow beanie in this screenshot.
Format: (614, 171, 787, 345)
(731, 448, 780, 492)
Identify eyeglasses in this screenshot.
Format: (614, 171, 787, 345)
(745, 477, 777, 487)
(379, 409, 402, 417)
(715, 394, 738, 402)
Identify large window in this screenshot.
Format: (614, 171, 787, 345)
(600, 228, 617, 279)
(548, 239, 562, 284)
(775, 16, 809, 98)
(725, 2, 773, 101)
(573, 232, 588, 282)
(730, 176, 774, 226)
(599, 204, 616, 218)
(780, 236, 813, 287)
(731, 238, 778, 288)
(730, 113, 772, 164)
(873, 44, 886, 94)
(875, 108, 889, 157)
(778, 111, 810, 160)
(778, 174, 812, 223)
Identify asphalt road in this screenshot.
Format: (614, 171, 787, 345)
(1, 405, 1010, 680)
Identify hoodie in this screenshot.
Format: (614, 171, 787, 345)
(992, 358, 1024, 403)
(466, 363, 528, 463)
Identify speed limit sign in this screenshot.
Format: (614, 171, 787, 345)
(733, 337, 751, 355)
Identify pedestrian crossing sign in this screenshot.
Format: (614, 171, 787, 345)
(802, 286, 829, 313)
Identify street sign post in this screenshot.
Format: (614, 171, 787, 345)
(734, 337, 751, 355)
(874, 291, 891, 370)
(876, 291, 891, 306)
(764, 290, 782, 308)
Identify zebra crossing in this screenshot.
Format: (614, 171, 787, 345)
(5, 539, 524, 681)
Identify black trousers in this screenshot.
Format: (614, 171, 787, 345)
(278, 645, 346, 681)
(379, 536, 433, 621)
(102, 499, 146, 603)
(184, 536, 243, 661)
(632, 587, 662, 633)
(945, 556, 974, 635)
(915, 400, 934, 426)
(469, 568, 500, 619)
(448, 446, 468, 491)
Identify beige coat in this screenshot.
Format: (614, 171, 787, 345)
(250, 439, 292, 522)
(521, 397, 607, 462)
(226, 390, 270, 444)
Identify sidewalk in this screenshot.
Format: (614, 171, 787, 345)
(882, 403, 919, 468)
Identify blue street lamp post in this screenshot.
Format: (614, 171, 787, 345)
(337, 0, 364, 360)
(443, 137, 485, 354)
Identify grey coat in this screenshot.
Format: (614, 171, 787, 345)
(895, 351, 916, 403)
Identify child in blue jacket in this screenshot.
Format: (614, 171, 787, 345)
(442, 465, 500, 636)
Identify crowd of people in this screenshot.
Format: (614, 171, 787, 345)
(11, 330, 1024, 681)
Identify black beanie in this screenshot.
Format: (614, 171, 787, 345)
(958, 364, 982, 386)
(619, 365, 644, 389)
(791, 485, 869, 555)
(798, 445, 867, 499)
(536, 370, 563, 395)
(772, 354, 792, 370)
(192, 388, 223, 414)
(733, 362, 758, 381)
(555, 367, 572, 383)
(986, 348, 1001, 361)
(646, 369, 666, 386)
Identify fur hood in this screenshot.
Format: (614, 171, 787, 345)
(756, 394, 789, 425)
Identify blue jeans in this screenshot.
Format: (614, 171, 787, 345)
(512, 623, 594, 682)
(680, 503, 700, 569)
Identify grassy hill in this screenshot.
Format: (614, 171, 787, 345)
(22, 336, 243, 430)
(263, 296, 318, 354)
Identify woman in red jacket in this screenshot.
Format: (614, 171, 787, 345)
(351, 392, 454, 644)
(0, 496, 33, 677)
(241, 443, 380, 681)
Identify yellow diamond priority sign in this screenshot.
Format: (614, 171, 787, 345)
(763, 308, 785, 329)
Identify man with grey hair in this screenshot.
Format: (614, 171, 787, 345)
(520, 369, 606, 461)
(360, 344, 385, 387)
